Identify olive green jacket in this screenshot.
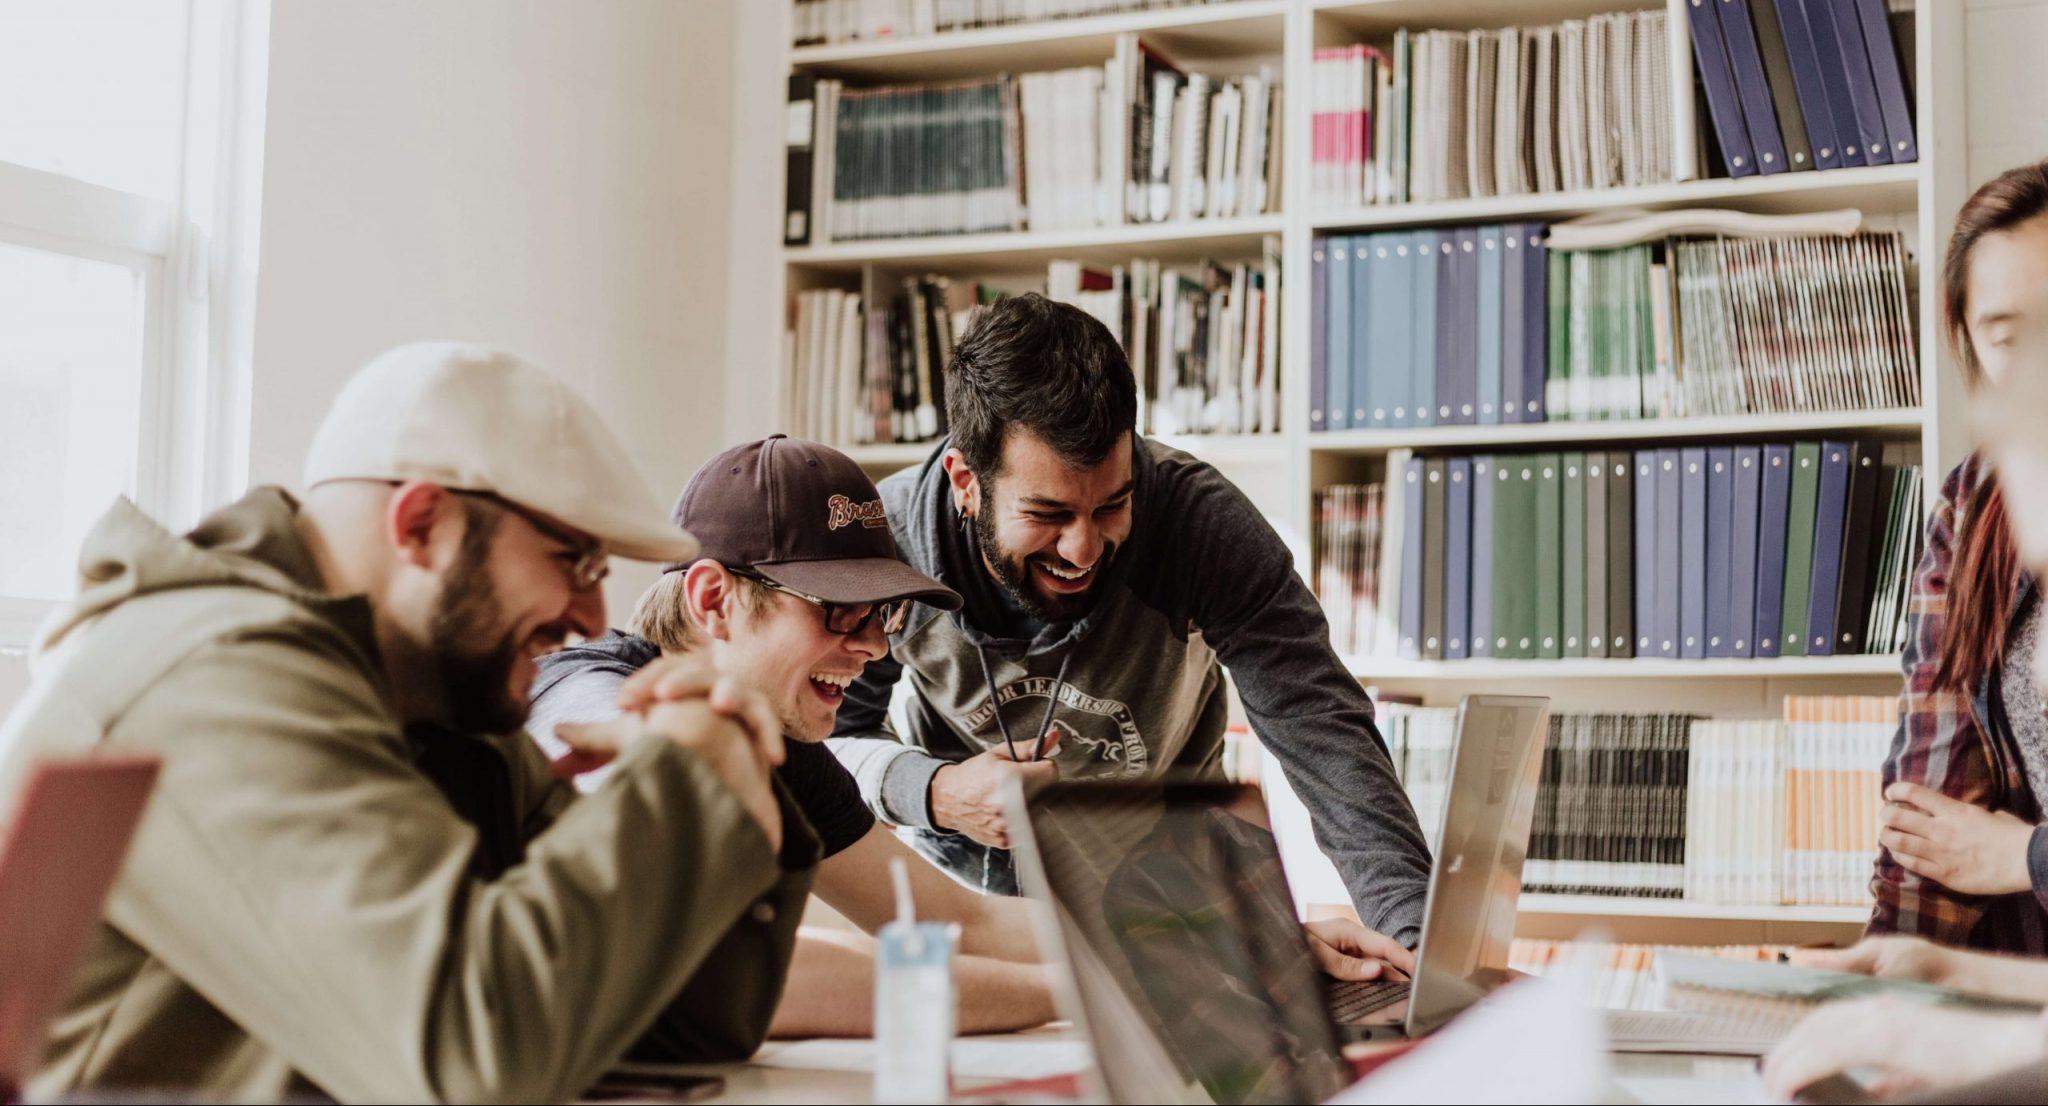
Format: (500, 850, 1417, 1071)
(0, 488, 818, 1104)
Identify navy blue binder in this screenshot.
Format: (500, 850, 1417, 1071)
(1801, 0, 1876, 166)
(1520, 225, 1548, 422)
(1411, 230, 1440, 428)
(1423, 458, 1447, 660)
(1681, 448, 1710, 659)
(1471, 456, 1496, 658)
(1446, 456, 1473, 659)
(1400, 455, 1426, 657)
(1454, 229, 1481, 426)
(1772, 0, 1845, 169)
(1501, 228, 1527, 425)
(1705, 447, 1736, 657)
(1687, 0, 1760, 177)
(1656, 449, 1682, 658)
(1350, 232, 1374, 429)
(1327, 237, 1353, 431)
(1717, 0, 1791, 174)
(1729, 445, 1763, 657)
(1634, 451, 1659, 658)
(1310, 238, 1329, 432)
(1851, 0, 1916, 163)
(1478, 226, 1505, 425)
(1804, 440, 1853, 655)
(1754, 444, 1794, 657)
(1822, 0, 1893, 167)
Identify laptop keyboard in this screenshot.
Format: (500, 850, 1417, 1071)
(1327, 978, 1410, 1023)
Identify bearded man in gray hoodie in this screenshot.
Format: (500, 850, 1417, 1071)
(828, 294, 1434, 966)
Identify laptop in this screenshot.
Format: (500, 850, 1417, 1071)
(0, 755, 160, 1101)
(1006, 694, 1550, 1104)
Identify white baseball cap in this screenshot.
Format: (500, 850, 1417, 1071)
(302, 342, 698, 563)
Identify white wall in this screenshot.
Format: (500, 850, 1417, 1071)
(1966, 1, 2048, 183)
(249, 0, 739, 613)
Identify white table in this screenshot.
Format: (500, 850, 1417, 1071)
(622, 1035, 1772, 1104)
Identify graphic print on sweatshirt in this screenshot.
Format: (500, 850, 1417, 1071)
(961, 675, 1148, 776)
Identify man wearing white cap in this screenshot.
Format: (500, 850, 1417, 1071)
(3, 343, 817, 1103)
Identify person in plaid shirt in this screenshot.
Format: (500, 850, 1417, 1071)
(1871, 160, 2048, 953)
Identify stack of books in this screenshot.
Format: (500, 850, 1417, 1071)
(792, 0, 1230, 47)
(1316, 482, 1386, 658)
(783, 35, 1281, 246)
(1380, 696, 1897, 906)
(1687, 696, 1896, 906)
(786, 275, 999, 447)
(1308, 10, 1671, 211)
(1316, 442, 1924, 662)
(1307, 226, 1918, 431)
(1049, 241, 1283, 437)
(1526, 713, 1697, 898)
(785, 244, 1283, 447)
(1685, 0, 1917, 177)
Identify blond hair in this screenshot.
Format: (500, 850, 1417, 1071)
(630, 566, 759, 652)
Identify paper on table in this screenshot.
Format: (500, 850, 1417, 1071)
(1326, 974, 1609, 1105)
(751, 1036, 1092, 1083)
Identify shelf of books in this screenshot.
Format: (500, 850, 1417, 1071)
(773, 0, 1965, 937)
(792, 0, 1289, 81)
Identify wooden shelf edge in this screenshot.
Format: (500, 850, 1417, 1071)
(1309, 408, 1926, 452)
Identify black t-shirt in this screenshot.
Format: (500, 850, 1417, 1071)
(529, 629, 876, 858)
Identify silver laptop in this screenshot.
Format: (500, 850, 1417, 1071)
(1007, 694, 1550, 1105)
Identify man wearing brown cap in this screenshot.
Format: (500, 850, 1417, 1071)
(529, 434, 1058, 1037)
(1, 343, 814, 1103)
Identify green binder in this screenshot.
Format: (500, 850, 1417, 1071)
(1535, 452, 1564, 659)
(1563, 453, 1587, 657)
(1780, 442, 1823, 657)
(1495, 454, 1538, 659)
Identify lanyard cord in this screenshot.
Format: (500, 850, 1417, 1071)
(976, 645, 1073, 762)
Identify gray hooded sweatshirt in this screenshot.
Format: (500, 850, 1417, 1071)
(827, 438, 1431, 943)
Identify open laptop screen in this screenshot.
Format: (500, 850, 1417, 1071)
(1014, 781, 1354, 1106)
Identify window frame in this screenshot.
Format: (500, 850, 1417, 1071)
(0, 0, 270, 648)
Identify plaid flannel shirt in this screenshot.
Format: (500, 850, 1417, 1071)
(1869, 453, 2048, 952)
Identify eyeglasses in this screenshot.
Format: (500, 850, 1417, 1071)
(733, 569, 910, 636)
(455, 490, 610, 592)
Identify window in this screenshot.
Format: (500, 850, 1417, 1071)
(0, 0, 269, 643)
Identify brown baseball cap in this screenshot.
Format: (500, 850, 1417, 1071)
(667, 435, 960, 610)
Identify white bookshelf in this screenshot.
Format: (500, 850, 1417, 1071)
(776, 0, 1967, 938)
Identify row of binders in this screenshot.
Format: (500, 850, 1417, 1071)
(791, 0, 1228, 46)
(1382, 696, 1893, 906)
(1688, 0, 1916, 177)
(1309, 10, 1672, 211)
(783, 36, 1280, 245)
(1315, 442, 1925, 662)
(1309, 226, 1918, 431)
(1049, 242, 1283, 437)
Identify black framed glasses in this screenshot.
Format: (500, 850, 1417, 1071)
(733, 568, 910, 636)
(453, 490, 610, 591)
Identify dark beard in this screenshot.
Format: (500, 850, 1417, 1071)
(428, 508, 529, 735)
(973, 498, 1115, 624)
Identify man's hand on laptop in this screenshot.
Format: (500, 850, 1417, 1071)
(1304, 917, 1414, 981)
(930, 732, 1061, 848)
